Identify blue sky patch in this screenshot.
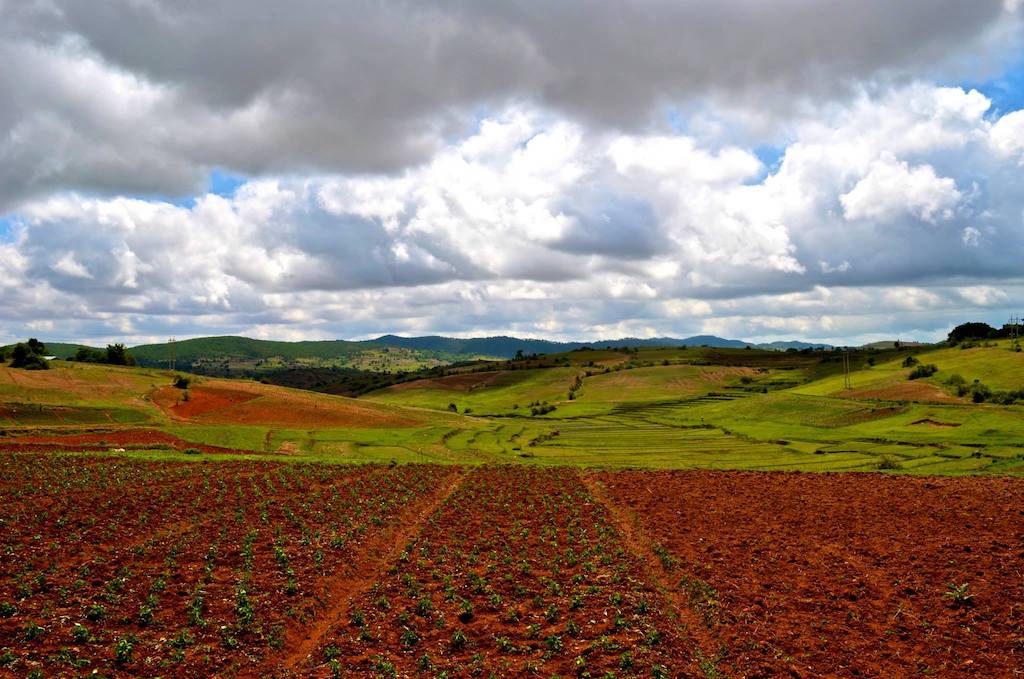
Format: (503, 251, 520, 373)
(207, 169, 247, 198)
(961, 53, 1024, 116)
(0, 214, 20, 242)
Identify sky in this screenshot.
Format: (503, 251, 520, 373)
(1, 1, 1023, 346)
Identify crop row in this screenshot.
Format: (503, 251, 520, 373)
(303, 465, 698, 677)
(0, 457, 457, 677)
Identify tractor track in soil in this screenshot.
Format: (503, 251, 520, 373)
(274, 467, 470, 675)
(578, 471, 724, 665)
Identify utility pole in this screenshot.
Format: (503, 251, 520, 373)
(843, 348, 852, 390)
(168, 337, 176, 371)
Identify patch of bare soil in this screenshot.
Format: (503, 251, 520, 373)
(593, 469, 1024, 677)
(845, 380, 960, 403)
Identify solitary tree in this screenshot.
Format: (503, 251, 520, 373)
(948, 322, 996, 343)
(10, 339, 49, 370)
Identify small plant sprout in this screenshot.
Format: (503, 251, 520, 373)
(944, 582, 974, 608)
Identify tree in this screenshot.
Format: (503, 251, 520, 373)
(104, 343, 136, 366)
(948, 322, 996, 343)
(73, 347, 105, 363)
(9, 339, 49, 370)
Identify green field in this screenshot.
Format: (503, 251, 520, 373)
(1, 342, 1022, 475)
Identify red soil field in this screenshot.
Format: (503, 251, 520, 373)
(591, 469, 1024, 677)
(0, 455, 458, 677)
(152, 384, 261, 418)
(2, 458, 1021, 677)
(203, 396, 418, 428)
(296, 466, 700, 676)
(845, 380, 961, 403)
(152, 382, 422, 428)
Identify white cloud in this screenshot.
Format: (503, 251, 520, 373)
(990, 109, 1024, 163)
(840, 154, 961, 223)
(958, 286, 1009, 306)
(819, 260, 852, 274)
(51, 252, 92, 279)
(1, 82, 1023, 345)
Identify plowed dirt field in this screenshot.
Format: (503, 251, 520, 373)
(1, 459, 1020, 677)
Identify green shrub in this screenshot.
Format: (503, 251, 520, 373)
(907, 364, 937, 380)
(877, 455, 903, 470)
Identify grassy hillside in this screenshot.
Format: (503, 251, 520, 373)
(129, 336, 371, 366)
(2, 342, 1021, 474)
(795, 339, 1024, 398)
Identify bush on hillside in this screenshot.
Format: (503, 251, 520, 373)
(967, 381, 991, 402)
(907, 364, 937, 380)
(901, 355, 919, 368)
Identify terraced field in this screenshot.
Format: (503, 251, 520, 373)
(1, 343, 1022, 474)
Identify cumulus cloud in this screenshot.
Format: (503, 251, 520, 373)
(989, 109, 1024, 161)
(840, 155, 961, 223)
(0, 0, 1018, 209)
(1, 81, 1023, 346)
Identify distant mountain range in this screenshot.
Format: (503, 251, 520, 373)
(9, 333, 834, 368)
(373, 334, 831, 356)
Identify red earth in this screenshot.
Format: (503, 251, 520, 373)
(153, 384, 261, 418)
(0, 455, 457, 678)
(151, 383, 422, 428)
(591, 469, 1024, 678)
(1, 459, 1021, 677)
(845, 380, 961, 403)
(295, 466, 701, 676)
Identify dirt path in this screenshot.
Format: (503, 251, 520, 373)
(274, 468, 469, 674)
(578, 471, 725, 666)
